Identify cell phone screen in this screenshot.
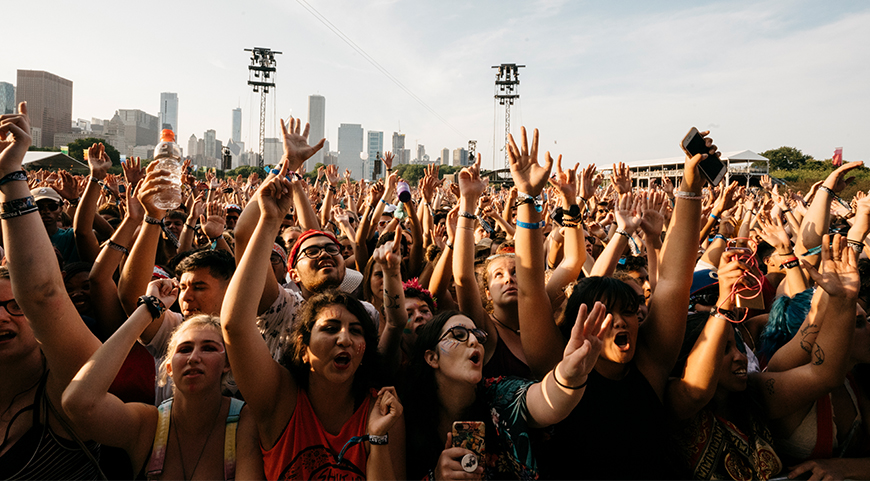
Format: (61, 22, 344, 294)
(682, 128, 726, 186)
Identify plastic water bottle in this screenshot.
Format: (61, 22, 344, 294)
(396, 181, 411, 203)
(152, 129, 182, 210)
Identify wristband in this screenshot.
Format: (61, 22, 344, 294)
(780, 257, 799, 269)
(713, 234, 727, 242)
(674, 190, 703, 201)
(709, 213, 719, 220)
(137, 295, 166, 319)
(144, 216, 163, 225)
(184, 223, 196, 230)
(0, 196, 39, 219)
(107, 240, 129, 255)
(0, 170, 27, 186)
(458, 210, 476, 220)
(89, 176, 102, 185)
(516, 219, 545, 229)
(615, 228, 631, 239)
(819, 185, 836, 198)
(68, 197, 81, 207)
(366, 433, 388, 445)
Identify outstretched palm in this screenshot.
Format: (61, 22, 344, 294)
(280, 117, 325, 172)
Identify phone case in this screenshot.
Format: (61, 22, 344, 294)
(452, 421, 485, 456)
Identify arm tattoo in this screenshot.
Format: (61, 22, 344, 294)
(384, 292, 401, 310)
(812, 344, 825, 366)
(800, 325, 820, 354)
(765, 378, 776, 395)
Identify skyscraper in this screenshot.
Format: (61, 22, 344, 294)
(453, 148, 468, 167)
(308, 95, 326, 170)
(416, 144, 426, 163)
(204, 129, 217, 166)
(16, 70, 72, 148)
(188, 134, 198, 161)
(231, 108, 242, 143)
(391, 132, 405, 165)
(367, 131, 384, 180)
(0, 82, 15, 115)
(441, 148, 450, 165)
(337, 124, 364, 180)
(159, 92, 178, 134)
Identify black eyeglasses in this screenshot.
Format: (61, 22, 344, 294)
(37, 202, 60, 212)
(297, 243, 341, 261)
(439, 325, 488, 344)
(0, 298, 23, 316)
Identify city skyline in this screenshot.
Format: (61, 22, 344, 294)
(3, 1, 869, 170)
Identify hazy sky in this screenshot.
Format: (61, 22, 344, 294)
(5, 0, 869, 170)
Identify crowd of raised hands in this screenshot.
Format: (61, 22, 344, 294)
(3, 99, 870, 481)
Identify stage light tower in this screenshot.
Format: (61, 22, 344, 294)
(245, 47, 282, 168)
(493, 64, 524, 170)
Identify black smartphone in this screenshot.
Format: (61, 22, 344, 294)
(118, 184, 126, 194)
(681, 127, 726, 186)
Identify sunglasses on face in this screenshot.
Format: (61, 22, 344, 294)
(297, 243, 341, 261)
(37, 202, 60, 212)
(439, 325, 488, 344)
(0, 298, 23, 316)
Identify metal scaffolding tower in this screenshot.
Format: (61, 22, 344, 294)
(245, 47, 281, 168)
(492, 64, 524, 170)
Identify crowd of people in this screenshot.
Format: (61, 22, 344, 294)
(1, 100, 870, 480)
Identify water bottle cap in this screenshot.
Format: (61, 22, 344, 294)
(160, 129, 176, 142)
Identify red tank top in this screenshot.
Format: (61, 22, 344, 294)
(262, 388, 372, 480)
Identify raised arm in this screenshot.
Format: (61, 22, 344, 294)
(589, 192, 641, 278)
(221, 162, 297, 446)
(0, 102, 101, 414)
(73, 143, 114, 263)
(753, 234, 860, 420)
(757, 212, 807, 296)
(636, 132, 710, 396)
(452, 155, 499, 362)
(509, 128, 563, 378)
(546, 159, 586, 309)
(427, 205, 459, 312)
(799, 161, 863, 254)
(374, 225, 408, 368)
(62, 279, 176, 461)
(666, 252, 748, 419)
(526, 302, 609, 426)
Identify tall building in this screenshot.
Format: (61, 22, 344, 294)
(0, 82, 15, 115)
(416, 144, 426, 163)
(337, 124, 364, 180)
(441, 148, 450, 165)
(204, 129, 217, 166)
(159, 92, 178, 134)
(366, 131, 384, 181)
(391, 132, 406, 165)
(308, 95, 326, 170)
(263, 138, 282, 165)
(453, 148, 468, 167)
(16, 70, 73, 148)
(231, 108, 242, 143)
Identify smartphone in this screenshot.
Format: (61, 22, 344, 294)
(681, 127, 726, 186)
(452, 421, 485, 457)
(118, 184, 126, 194)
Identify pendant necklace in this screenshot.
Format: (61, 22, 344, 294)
(172, 399, 223, 480)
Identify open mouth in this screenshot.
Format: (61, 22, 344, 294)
(183, 368, 204, 377)
(733, 368, 747, 377)
(614, 332, 630, 351)
(0, 330, 16, 342)
(334, 352, 351, 368)
(469, 351, 481, 365)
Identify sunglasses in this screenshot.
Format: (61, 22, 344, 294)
(37, 201, 60, 212)
(439, 325, 488, 344)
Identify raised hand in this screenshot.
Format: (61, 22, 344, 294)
(145, 278, 180, 310)
(125, 180, 145, 223)
(716, 250, 751, 310)
(382, 151, 394, 171)
(801, 234, 860, 299)
(325, 164, 339, 187)
(458, 154, 488, 199)
(614, 192, 642, 234)
(51, 170, 80, 201)
(660, 175, 675, 197)
(372, 223, 404, 273)
(823, 161, 863, 193)
(638, 191, 666, 241)
(610, 162, 631, 195)
(0, 102, 32, 175)
(508, 127, 553, 197)
(366, 386, 403, 437)
(682, 130, 719, 193)
(558, 301, 610, 387)
(87, 142, 113, 180)
(549, 156, 578, 204)
(278, 116, 325, 172)
(258, 159, 294, 221)
(137, 162, 172, 218)
(200, 201, 227, 239)
(578, 163, 596, 202)
(445, 205, 459, 245)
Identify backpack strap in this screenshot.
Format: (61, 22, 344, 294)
(146, 398, 174, 479)
(223, 398, 245, 481)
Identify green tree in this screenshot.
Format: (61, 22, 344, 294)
(225, 165, 264, 179)
(759, 146, 814, 171)
(67, 138, 121, 166)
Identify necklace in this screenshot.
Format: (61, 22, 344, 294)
(490, 313, 520, 336)
(172, 398, 223, 480)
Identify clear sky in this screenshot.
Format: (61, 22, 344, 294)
(5, 0, 869, 171)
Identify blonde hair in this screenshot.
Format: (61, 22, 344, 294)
(157, 314, 229, 389)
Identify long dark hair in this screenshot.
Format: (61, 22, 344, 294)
(282, 289, 381, 403)
(402, 310, 489, 479)
(557, 276, 639, 340)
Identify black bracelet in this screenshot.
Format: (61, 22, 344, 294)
(144, 216, 163, 225)
(553, 369, 588, 390)
(184, 223, 196, 230)
(137, 295, 166, 319)
(107, 240, 129, 255)
(0, 196, 38, 219)
(69, 197, 81, 207)
(0, 170, 27, 186)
